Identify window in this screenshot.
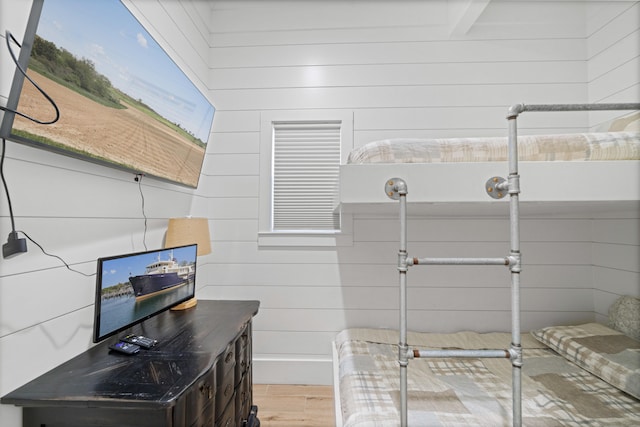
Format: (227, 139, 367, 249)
(272, 121, 341, 231)
(259, 110, 353, 247)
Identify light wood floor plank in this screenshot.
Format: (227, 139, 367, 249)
(254, 384, 336, 427)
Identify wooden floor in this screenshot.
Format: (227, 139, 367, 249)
(253, 384, 336, 427)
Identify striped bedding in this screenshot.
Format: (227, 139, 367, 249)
(335, 326, 640, 426)
(347, 132, 640, 164)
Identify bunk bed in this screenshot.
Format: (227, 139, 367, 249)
(334, 316, 640, 426)
(333, 104, 640, 427)
(340, 111, 640, 217)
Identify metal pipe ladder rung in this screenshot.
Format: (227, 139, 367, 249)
(411, 348, 512, 359)
(409, 257, 512, 266)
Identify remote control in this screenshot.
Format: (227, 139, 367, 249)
(121, 334, 157, 349)
(109, 341, 140, 355)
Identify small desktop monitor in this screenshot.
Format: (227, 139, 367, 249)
(93, 244, 197, 343)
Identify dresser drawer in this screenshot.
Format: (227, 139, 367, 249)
(185, 367, 216, 424)
(216, 342, 236, 379)
(215, 365, 235, 417)
(215, 394, 236, 427)
(189, 401, 214, 427)
(235, 326, 250, 384)
(235, 368, 252, 425)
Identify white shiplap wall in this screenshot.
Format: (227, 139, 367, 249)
(585, 2, 640, 321)
(0, 1, 211, 425)
(200, 0, 640, 385)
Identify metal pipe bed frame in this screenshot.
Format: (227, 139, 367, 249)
(385, 102, 640, 427)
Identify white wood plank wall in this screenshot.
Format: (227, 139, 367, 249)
(0, 5, 638, 420)
(585, 1, 640, 319)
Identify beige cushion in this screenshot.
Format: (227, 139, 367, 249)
(532, 322, 640, 399)
(608, 295, 640, 340)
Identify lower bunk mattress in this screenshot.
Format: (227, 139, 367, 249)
(333, 324, 640, 426)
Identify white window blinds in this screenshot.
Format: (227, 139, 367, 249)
(272, 121, 341, 231)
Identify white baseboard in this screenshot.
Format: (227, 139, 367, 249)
(252, 356, 333, 385)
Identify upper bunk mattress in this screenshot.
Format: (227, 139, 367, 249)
(340, 131, 640, 211)
(347, 132, 640, 164)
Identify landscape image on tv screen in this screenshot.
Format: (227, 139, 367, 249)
(4, 0, 215, 188)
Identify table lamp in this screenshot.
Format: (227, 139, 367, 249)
(165, 217, 211, 310)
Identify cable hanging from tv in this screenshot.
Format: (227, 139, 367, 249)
(1, 30, 71, 266)
(0, 30, 60, 124)
(0, 137, 27, 258)
(1, 136, 94, 275)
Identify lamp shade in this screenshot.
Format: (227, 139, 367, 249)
(165, 217, 211, 256)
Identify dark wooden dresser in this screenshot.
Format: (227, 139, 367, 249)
(1, 300, 260, 427)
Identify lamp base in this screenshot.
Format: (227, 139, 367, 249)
(171, 297, 198, 311)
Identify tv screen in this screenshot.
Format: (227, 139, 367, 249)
(93, 244, 198, 343)
(0, 0, 215, 188)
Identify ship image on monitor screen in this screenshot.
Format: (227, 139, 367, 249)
(93, 244, 198, 342)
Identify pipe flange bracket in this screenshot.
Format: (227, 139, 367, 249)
(385, 178, 407, 200)
(485, 176, 507, 199)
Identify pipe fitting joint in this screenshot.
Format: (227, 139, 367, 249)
(508, 174, 520, 195)
(509, 344, 523, 368)
(508, 253, 521, 273)
(398, 344, 410, 364)
(507, 103, 525, 119)
(398, 251, 409, 272)
(385, 178, 408, 200)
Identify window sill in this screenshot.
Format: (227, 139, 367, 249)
(258, 214, 353, 247)
(257, 231, 353, 247)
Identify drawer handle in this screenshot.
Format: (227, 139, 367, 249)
(199, 383, 212, 399)
(224, 383, 233, 397)
(225, 351, 234, 364)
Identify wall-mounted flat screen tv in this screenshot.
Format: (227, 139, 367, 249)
(0, 0, 215, 188)
(93, 244, 198, 343)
